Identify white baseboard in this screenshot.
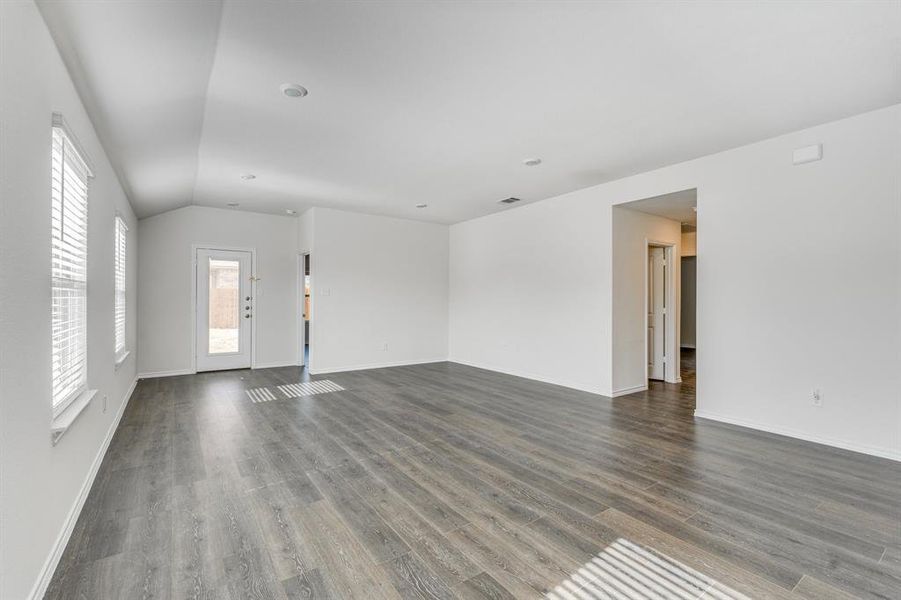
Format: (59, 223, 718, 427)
(29, 376, 138, 600)
(253, 361, 299, 369)
(611, 384, 648, 397)
(448, 357, 610, 397)
(139, 363, 300, 376)
(310, 357, 447, 375)
(137, 368, 194, 379)
(694, 410, 901, 462)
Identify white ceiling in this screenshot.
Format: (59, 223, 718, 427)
(37, 0, 222, 217)
(37, 1, 900, 223)
(619, 189, 698, 225)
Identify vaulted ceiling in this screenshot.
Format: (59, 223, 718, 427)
(37, 1, 901, 223)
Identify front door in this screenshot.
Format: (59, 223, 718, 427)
(648, 246, 666, 380)
(196, 248, 252, 371)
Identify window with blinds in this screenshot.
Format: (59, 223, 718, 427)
(51, 120, 93, 416)
(114, 215, 128, 362)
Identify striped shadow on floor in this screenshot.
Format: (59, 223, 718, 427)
(245, 387, 278, 403)
(245, 380, 345, 403)
(278, 380, 344, 398)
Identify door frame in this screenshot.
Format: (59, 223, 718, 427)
(296, 251, 312, 369)
(643, 240, 679, 384)
(191, 244, 257, 374)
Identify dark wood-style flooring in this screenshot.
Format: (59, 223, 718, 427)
(46, 352, 900, 599)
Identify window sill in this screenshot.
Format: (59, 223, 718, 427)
(115, 350, 131, 370)
(51, 389, 96, 445)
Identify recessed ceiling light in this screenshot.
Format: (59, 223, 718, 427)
(227, 202, 239, 208)
(285, 209, 297, 215)
(240, 173, 256, 180)
(415, 203, 428, 209)
(280, 83, 309, 98)
(523, 158, 542, 167)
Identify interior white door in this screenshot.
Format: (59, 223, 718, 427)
(196, 248, 252, 371)
(648, 246, 666, 380)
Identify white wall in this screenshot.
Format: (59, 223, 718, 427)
(612, 208, 682, 393)
(298, 207, 313, 254)
(138, 206, 298, 375)
(449, 196, 613, 394)
(308, 208, 449, 373)
(0, 2, 139, 598)
(450, 104, 901, 460)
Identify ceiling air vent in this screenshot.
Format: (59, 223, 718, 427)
(499, 197, 521, 204)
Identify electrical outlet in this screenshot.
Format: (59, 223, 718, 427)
(812, 389, 822, 407)
(381, 342, 389, 351)
(102, 394, 108, 413)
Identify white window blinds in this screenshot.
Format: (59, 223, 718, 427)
(51, 121, 92, 415)
(114, 215, 127, 360)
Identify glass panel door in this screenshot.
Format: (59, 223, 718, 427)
(196, 249, 252, 371)
(208, 259, 240, 354)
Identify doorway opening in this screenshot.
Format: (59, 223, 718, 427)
(680, 222, 697, 394)
(194, 246, 254, 372)
(611, 188, 696, 407)
(301, 253, 311, 369)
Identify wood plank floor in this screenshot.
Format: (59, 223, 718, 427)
(46, 353, 901, 599)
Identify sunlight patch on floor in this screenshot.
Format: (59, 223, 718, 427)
(546, 538, 747, 600)
(245, 380, 345, 403)
(277, 380, 344, 398)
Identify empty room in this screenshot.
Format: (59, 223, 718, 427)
(1, 1, 900, 599)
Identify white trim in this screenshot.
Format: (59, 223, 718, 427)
(137, 368, 194, 379)
(29, 377, 138, 600)
(253, 361, 300, 370)
(113, 210, 130, 230)
(50, 389, 97, 445)
(114, 349, 131, 370)
(448, 358, 610, 397)
(694, 410, 901, 462)
(680, 344, 696, 349)
(51, 112, 94, 177)
(51, 385, 87, 421)
(611, 384, 648, 397)
(190, 244, 257, 373)
(311, 357, 447, 375)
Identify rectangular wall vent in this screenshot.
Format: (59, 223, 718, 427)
(499, 197, 521, 204)
(792, 143, 823, 165)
